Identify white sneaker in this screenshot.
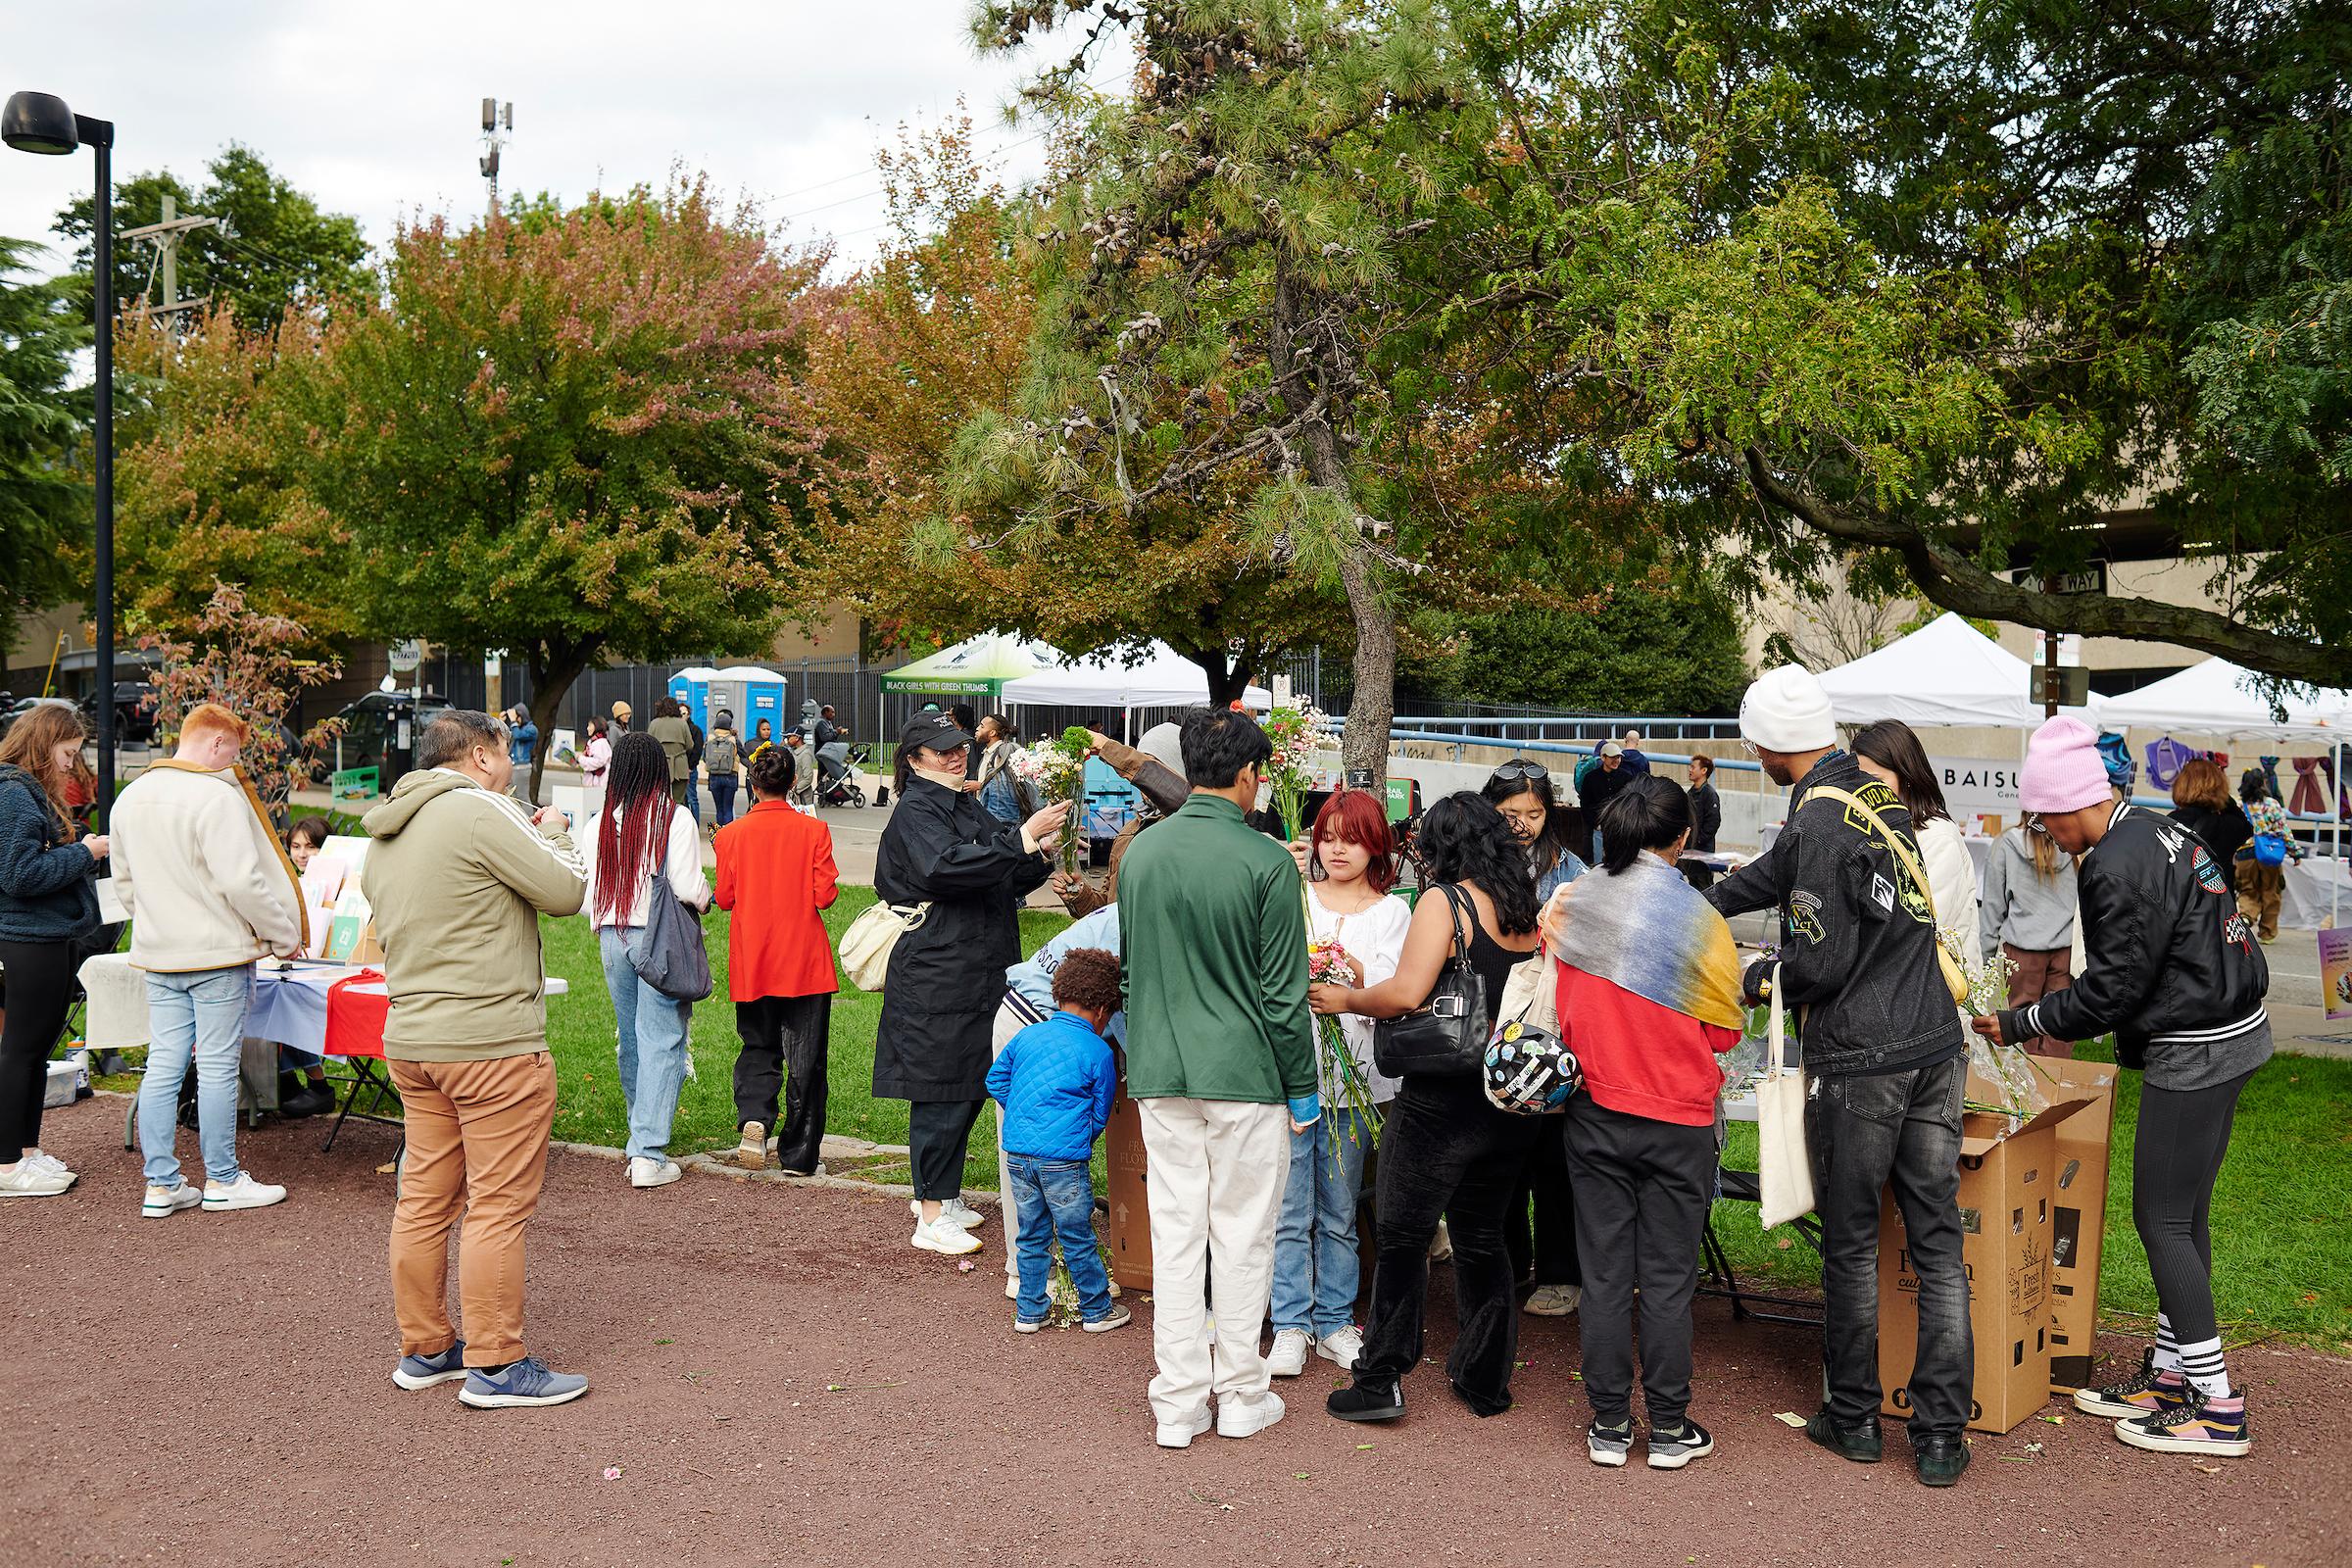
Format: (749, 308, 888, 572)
(141, 1182, 203, 1217)
(1216, 1391, 1286, 1441)
(1155, 1405, 1214, 1449)
(1428, 1218, 1454, 1263)
(1266, 1327, 1311, 1378)
(0, 1161, 74, 1198)
(24, 1149, 74, 1179)
(1317, 1325, 1364, 1370)
(1004, 1275, 1019, 1300)
(911, 1197, 989, 1229)
(629, 1156, 683, 1189)
(911, 1217, 982, 1256)
(202, 1173, 287, 1211)
(1525, 1284, 1583, 1317)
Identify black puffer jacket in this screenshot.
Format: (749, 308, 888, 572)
(1706, 751, 1963, 1076)
(1998, 801, 2271, 1091)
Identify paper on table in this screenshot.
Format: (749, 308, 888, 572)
(96, 875, 126, 925)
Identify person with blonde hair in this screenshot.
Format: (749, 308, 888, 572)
(0, 703, 107, 1197)
(114, 702, 308, 1216)
(1978, 814, 2080, 1055)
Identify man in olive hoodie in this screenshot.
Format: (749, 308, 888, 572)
(1117, 708, 1319, 1449)
(362, 710, 591, 1408)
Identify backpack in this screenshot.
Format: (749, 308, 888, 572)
(707, 732, 738, 774)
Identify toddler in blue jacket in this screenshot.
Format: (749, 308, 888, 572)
(985, 947, 1129, 1333)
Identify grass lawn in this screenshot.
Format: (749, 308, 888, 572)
(538, 888, 1072, 1195)
(1705, 1043, 2352, 1349)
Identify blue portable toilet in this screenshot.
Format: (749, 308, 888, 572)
(712, 665, 787, 741)
(668, 666, 717, 730)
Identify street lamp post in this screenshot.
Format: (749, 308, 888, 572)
(4, 90, 116, 827)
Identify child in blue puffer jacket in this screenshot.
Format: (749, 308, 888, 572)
(985, 947, 1129, 1334)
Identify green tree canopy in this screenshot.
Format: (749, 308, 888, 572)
(0, 237, 89, 657)
(1402, 572, 1749, 717)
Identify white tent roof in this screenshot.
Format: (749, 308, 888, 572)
(1816, 613, 2054, 728)
(1000, 641, 1273, 710)
(2093, 658, 2352, 742)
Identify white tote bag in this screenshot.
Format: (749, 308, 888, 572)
(838, 899, 930, 993)
(1754, 962, 1817, 1229)
(1492, 942, 1559, 1035)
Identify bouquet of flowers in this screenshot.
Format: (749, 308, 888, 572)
(1259, 704, 1334, 839)
(1942, 935, 2055, 1128)
(1307, 940, 1379, 1176)
(1007, 726, 1094, 871)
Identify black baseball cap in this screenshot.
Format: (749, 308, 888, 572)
(900, 710, 973, 754)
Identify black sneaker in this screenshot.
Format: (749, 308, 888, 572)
(1647, 1417, 1714, 1470)
(1805, 1408, 1884, 1464)
(2073, 1346, 2188, 1420)
(1326, 1380, 1405, 1423)
(1914, 1431, 1970, 1487)
(1587, 1417, 1633, 1468)
(2115, 1388, 2251, 1458)
(278, 1078, 336, 1118)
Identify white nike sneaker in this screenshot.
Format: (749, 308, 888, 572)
(1266, 1327, 1311, 1378)
(912, 1217, 982, 1256)
(1317, 1325, 1364, 1369)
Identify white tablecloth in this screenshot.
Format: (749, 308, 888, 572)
(75, 955, 567, 1054)
(2281, 856, 2349, 931)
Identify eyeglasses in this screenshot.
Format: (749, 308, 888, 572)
(2025, 815, 2051, 838)
(1492, 759, 1549, 783)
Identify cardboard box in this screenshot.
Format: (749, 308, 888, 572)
(2040, 1057, 2120, 1392)
(1879, 1098, 2092, 1433)
(1103, 1093, 1153, 1294)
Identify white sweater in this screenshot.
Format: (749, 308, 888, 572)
(1914, 815, 1982, 956)
(113, 762, 306, 972)
(586, 804, 711, 930)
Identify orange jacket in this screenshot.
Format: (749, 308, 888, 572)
(713, 801, 840, 1001)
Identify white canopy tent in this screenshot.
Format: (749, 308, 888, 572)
(1816, 612, 2061, 729)
(2099, 657, 2352, 925)
(999, 640, 1273, 712)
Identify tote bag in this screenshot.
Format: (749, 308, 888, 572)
(1492, 939, 1558, 1035)
(626, 825, 713, 1003)
(1754, 962, 1817, 1229)
(839, 897, 930, 992)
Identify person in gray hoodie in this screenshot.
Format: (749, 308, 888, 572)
(362, 710, 591, 1409)
(1977, 820, 2079, 1055)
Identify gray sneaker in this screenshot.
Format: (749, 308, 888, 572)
(1588, 1417, 1634, 1468)
(458, 1356, 588, 1409)
(1647, 1417, 1715, 1470)
(393, 1341, 469, 1391)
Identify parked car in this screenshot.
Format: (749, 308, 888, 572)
(303, 691, 454, 787)
(0, 695, 78, 742)
(88, 680, 161, 745)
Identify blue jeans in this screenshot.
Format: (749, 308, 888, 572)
(599, 926, 693, 1161)
(1270, 1111, 1370, 1337)
(710, 774, 738, 828)
(1008, 1153, 1114, 1323)
(137, 965, 255, 1188)
(683, 768, 702, 826)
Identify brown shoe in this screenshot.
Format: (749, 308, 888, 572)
(733, 1121, 766, 1170)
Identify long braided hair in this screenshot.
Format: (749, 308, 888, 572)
(594, 732, 673, 922)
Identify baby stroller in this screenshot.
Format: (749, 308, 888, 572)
(816, 742, 870, 808)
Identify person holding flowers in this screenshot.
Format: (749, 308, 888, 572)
(1267, 788, 1410, 1379)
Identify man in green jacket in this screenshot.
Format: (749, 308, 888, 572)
(1117, 708, 1319, 1449)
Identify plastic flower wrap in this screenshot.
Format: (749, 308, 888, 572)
(1307, 940, 1379, 1176)
(1942, 936, 2053, 1128)
(1007, 726, 1094, 871)
(1259, 704, 1334, 839)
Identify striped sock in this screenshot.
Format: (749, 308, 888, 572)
(2152, 1314, 2181, 1374)
(2178, 1335, 2230, 1398)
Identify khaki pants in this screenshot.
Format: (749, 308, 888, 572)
(1139, 1096, 1292, 1431)
(387, 1052, 559, 1367)
(2237, 862, 2284, 943)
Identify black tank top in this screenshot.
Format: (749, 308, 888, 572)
(1438, 883, 1532, 1009)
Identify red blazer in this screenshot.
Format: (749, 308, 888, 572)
(713, 801, 840, 1001)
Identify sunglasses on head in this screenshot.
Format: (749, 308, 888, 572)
(2025, 814, 2051, 837)
(1492, 759, 1549, 783)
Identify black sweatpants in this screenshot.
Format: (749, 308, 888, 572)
(731, 993, 832, 1174)
(1562, 1097, 1717, 1428)
(1356, 1074, 1544, 1415)
(2133, 1068, 2255, 1349)
(1506, 1117, 1581, 1288)
(0, 938, 74, 1164)
(908, 1097, 986, 1202)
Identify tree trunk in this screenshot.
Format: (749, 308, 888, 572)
(1330, 541, 1396, 784)
(525, 635, 602, 803)
(1175, 642, 1251, 709)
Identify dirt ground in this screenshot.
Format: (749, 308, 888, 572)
(8, 1097, 2346, 1568)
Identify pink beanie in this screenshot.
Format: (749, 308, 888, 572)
(2019, 716, 2111, 812)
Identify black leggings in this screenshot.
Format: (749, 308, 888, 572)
(907, 1098, 986, 1202)
(2132, 1068, 2255, 1349)
(0, 938, 75, 1163)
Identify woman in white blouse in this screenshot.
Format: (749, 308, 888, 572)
(588, 732, 712, 1189)
(1852, 720, 1980, 955)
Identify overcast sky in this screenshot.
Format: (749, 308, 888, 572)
(0, 0, 1097, 279)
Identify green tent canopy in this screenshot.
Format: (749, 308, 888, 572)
(877, 633, 1066, 699)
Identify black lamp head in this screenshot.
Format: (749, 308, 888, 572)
(3, 91, 78, 155)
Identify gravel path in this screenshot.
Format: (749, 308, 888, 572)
(9, 1096, 2347, 1568)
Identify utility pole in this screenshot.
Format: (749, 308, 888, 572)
(118, 191, 218, 336)
(479, 97, 513, 218)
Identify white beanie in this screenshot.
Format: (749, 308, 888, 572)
(1740, 663, 1838, 753)
(1137, 722, 1185, 778)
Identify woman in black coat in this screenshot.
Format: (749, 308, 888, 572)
(874, 710, 1067, 1256)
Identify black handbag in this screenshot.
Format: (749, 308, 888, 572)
(1372, 883, 1490, 1078)
(625, 819, 713, 1003)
